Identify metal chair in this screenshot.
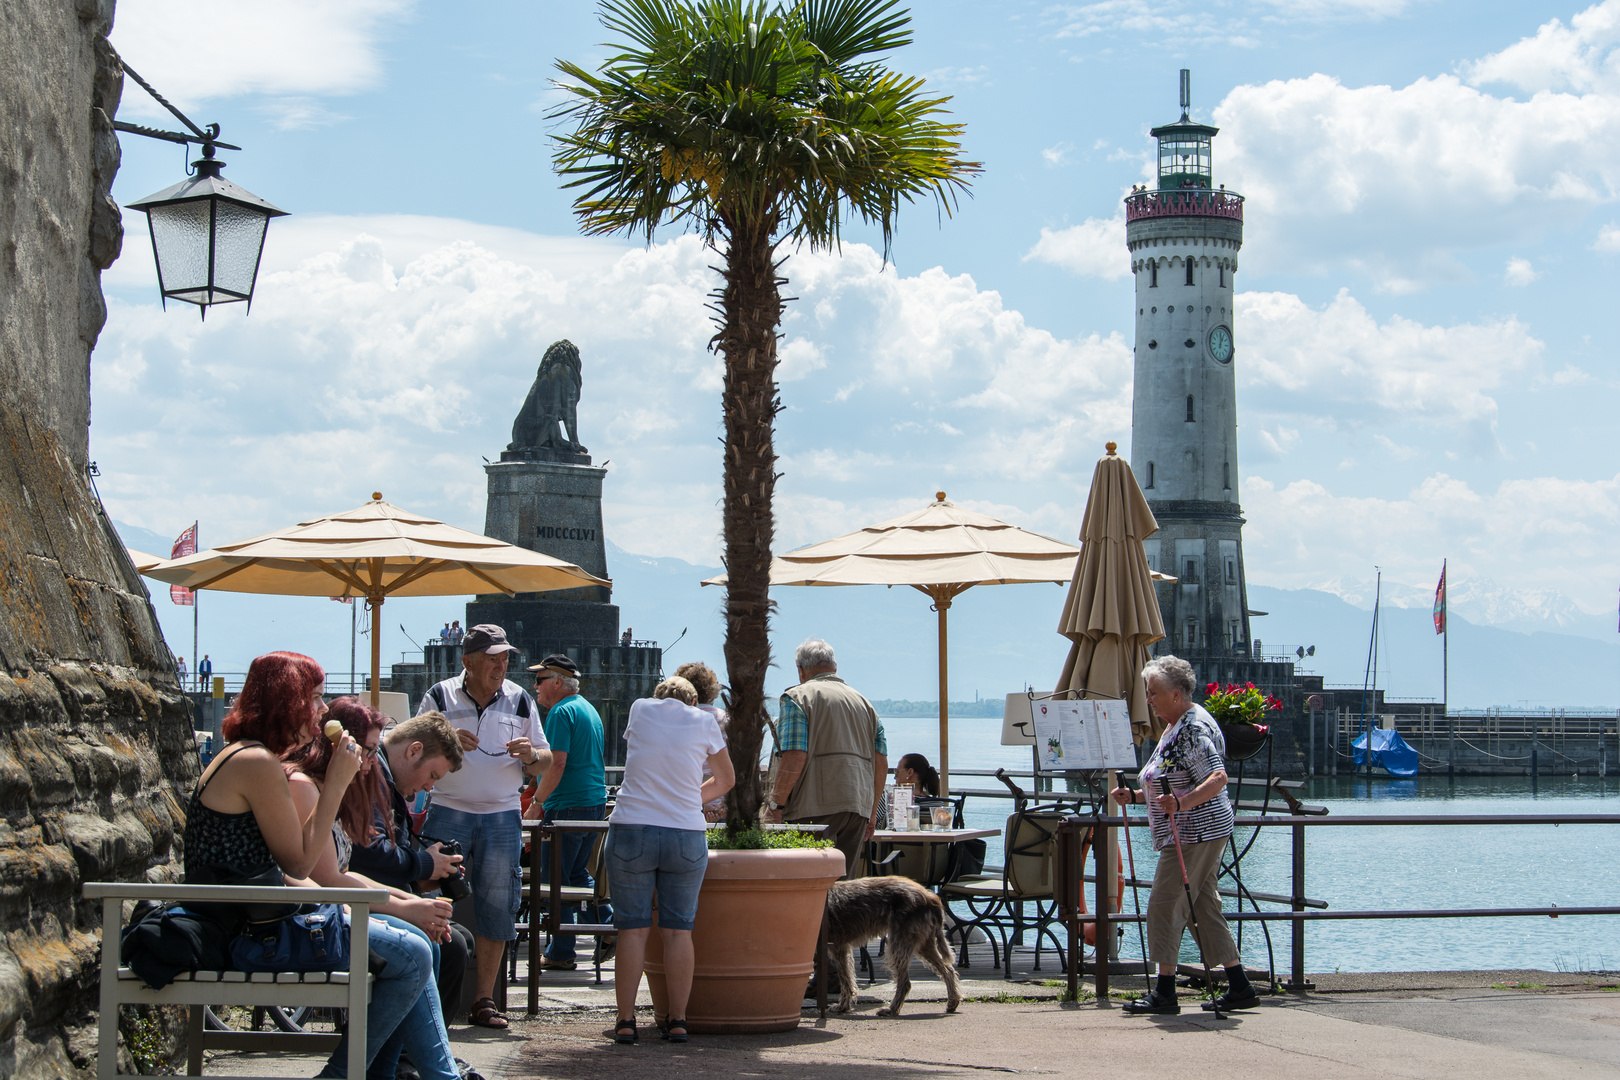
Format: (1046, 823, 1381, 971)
(940, 809, 1068, 977)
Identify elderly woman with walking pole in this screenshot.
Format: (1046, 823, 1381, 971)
(1111, 655, 1259, 1015)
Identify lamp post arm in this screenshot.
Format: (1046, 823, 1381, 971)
(113, 64, 242, 151)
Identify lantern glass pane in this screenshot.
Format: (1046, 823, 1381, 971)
(212, 201, 271, 296)
(148, 200, 212, 296)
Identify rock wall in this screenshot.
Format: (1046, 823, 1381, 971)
(0, 1, 196, 1076)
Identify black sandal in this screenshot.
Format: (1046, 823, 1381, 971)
(660, 1017, 688, 1043)
(614, 1018, 638, 1044)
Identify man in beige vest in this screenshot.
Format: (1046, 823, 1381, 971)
(764, 639, 888, 878)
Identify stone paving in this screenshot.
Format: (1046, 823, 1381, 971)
(194, 931, 1620, 1079)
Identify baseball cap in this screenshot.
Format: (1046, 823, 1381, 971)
(461, 624, 515, 655)
(528, 652, 580, 678)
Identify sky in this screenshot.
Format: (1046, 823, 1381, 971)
(95, 0, 1620, 693)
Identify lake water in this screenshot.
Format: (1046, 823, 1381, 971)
(880, 715, 1620, 974)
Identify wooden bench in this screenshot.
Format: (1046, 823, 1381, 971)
(84, 882, 388, 1079)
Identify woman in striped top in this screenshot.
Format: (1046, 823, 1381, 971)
(1111, 655, 1259, 1015)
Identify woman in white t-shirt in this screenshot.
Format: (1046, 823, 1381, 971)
(607, 676, 734, 1045)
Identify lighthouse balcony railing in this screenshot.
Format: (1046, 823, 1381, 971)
(1125, 187, 1244, 222)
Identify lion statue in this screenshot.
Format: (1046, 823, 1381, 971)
(509, 339, 586, 454)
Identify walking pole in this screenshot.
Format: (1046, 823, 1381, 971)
(1158, 776, 1223, 1019)
(1118, 784, 1153, 997)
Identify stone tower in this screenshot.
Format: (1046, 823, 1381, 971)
(1127, 71, 1266, 684)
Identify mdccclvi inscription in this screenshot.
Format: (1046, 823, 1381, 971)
(538, 525, 597, 541)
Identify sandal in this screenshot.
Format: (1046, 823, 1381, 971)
(660, 1017, 688, 1043)
(469, 997, 509, 1029)
(614, 1018, 638, 1044)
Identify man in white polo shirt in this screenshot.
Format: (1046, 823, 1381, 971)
(419, 624, 552, 1030)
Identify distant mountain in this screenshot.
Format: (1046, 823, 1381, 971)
(113, 521, 1618, 709)
(1301, 575, 1614, 643)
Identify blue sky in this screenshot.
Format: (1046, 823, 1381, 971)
(97, 0, 1620, 688)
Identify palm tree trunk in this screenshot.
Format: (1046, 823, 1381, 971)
(717, 213, 782, 831)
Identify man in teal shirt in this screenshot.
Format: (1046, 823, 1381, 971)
(526, 653, 610, 969)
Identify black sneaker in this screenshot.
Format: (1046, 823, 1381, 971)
(1201, 985, 1262, 1011)
(1123, 990, 1180, 1015)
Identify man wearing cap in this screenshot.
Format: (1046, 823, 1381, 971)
(418, 624, 552, 1030)
(522, 653, 611, 970)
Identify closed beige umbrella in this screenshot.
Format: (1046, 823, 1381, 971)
(705, 493, 1079, 794)
(1055, 444, 1167, 745)
(142, 493, 607, 708)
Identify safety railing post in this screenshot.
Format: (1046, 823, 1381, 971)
(1286, 821, 1313, 991)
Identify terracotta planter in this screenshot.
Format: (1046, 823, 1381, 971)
(644, 846, 843, 1034)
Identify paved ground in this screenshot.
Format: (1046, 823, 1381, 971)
(197, 959, 1620, 1079)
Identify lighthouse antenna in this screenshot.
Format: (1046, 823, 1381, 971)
(1180, 68, 1191, 118)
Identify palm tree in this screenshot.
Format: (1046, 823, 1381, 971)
(553, 0, 979, 830)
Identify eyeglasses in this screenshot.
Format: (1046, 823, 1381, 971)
(471, 717, 524, 757)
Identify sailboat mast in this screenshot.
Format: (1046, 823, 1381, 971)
(1361, 569, 1381, 779)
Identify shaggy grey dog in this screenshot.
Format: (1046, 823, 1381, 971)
(826, 876, 963, 1016)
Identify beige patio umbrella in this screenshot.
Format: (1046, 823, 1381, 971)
(705, 493, 1080, 794)
(141, 493, 608, 708)
(1055, 444, 1167, 745)
(125, 549, 164, 571)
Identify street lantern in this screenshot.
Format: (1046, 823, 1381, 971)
(113, 64, 287, 317)
(127, 145, 286, 317)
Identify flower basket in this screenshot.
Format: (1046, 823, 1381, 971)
(1202, 682, 1281, 763)
(1219, 722, 1271, 762)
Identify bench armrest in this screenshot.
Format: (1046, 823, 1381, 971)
(82, 882, 390, 905)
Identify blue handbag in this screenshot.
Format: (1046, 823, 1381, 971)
(228, 903, 351, 973)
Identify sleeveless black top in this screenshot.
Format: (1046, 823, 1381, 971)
(184, 742, 277, 879)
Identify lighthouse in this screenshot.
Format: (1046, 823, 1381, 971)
(1128, 71, 1264, 681)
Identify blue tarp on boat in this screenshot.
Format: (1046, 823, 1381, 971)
(1352, 728, 1419, 777)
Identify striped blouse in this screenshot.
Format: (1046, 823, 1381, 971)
(1139, 704, 1234, 851)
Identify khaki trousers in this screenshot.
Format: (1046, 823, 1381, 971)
(1146, 836, 1238, 967)
(790, 811, 868, 880)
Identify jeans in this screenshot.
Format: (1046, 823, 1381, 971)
(605, 824, 709, 931)
(539, 805, 611, 961)
(422, 805, 522, 941)
(318, 915, 458, 1080)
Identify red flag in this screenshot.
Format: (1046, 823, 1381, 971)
(169, 524, 197, 607)
(331, 596, 353, 603)
(1433, 562, 1446, 635)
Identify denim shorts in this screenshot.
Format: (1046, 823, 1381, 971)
(605, 824, 709, 931)
(421, 805, 522, 942)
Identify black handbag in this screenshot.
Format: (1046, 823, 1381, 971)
(950, 839, 987, 880)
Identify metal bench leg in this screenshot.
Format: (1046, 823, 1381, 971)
(186, 1004, 205, 1075)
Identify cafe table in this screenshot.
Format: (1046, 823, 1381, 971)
(864, 827, 1001, 888)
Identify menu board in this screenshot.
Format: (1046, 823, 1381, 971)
(1031, 699, 1136, 772)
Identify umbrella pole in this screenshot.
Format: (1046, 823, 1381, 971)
(368, 595, 383, 710)
(936, 591, 951, 797)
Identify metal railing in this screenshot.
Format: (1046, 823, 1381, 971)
(1052, 811, 1620, 1003)
(1124, 187, 1244, 222)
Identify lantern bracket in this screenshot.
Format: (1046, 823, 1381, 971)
(110, 64, 242, 153)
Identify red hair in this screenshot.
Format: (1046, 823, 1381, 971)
(223, 652, 326, 754)
(282, 696, 387, 845)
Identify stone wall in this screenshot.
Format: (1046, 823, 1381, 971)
(0, 2, 196, 1076)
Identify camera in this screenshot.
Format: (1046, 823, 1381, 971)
(422, 836, 471, 902)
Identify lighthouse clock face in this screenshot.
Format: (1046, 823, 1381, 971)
(1208, 325, 1234, 364)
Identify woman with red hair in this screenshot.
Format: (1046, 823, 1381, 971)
(287, 697, 460, 1080)
(186, 651, 361, 885)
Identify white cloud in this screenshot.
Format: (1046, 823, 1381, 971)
(1464, 0, 1620, 94)
(1042, 142, 1075, 167)
(93, 217, 1132, 565)
(1242, 471, 1620, 608)
(110, 0, 413, 114)
(1236, 288, 1542, 446)
(1024, 214, 1129, 279)
(1594, 222, 1620, 250)
(1504, 257, 1539, 285)
(1216, 30, 1620, 282)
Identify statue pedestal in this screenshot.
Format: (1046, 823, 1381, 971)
(482, 459, 610, 604)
